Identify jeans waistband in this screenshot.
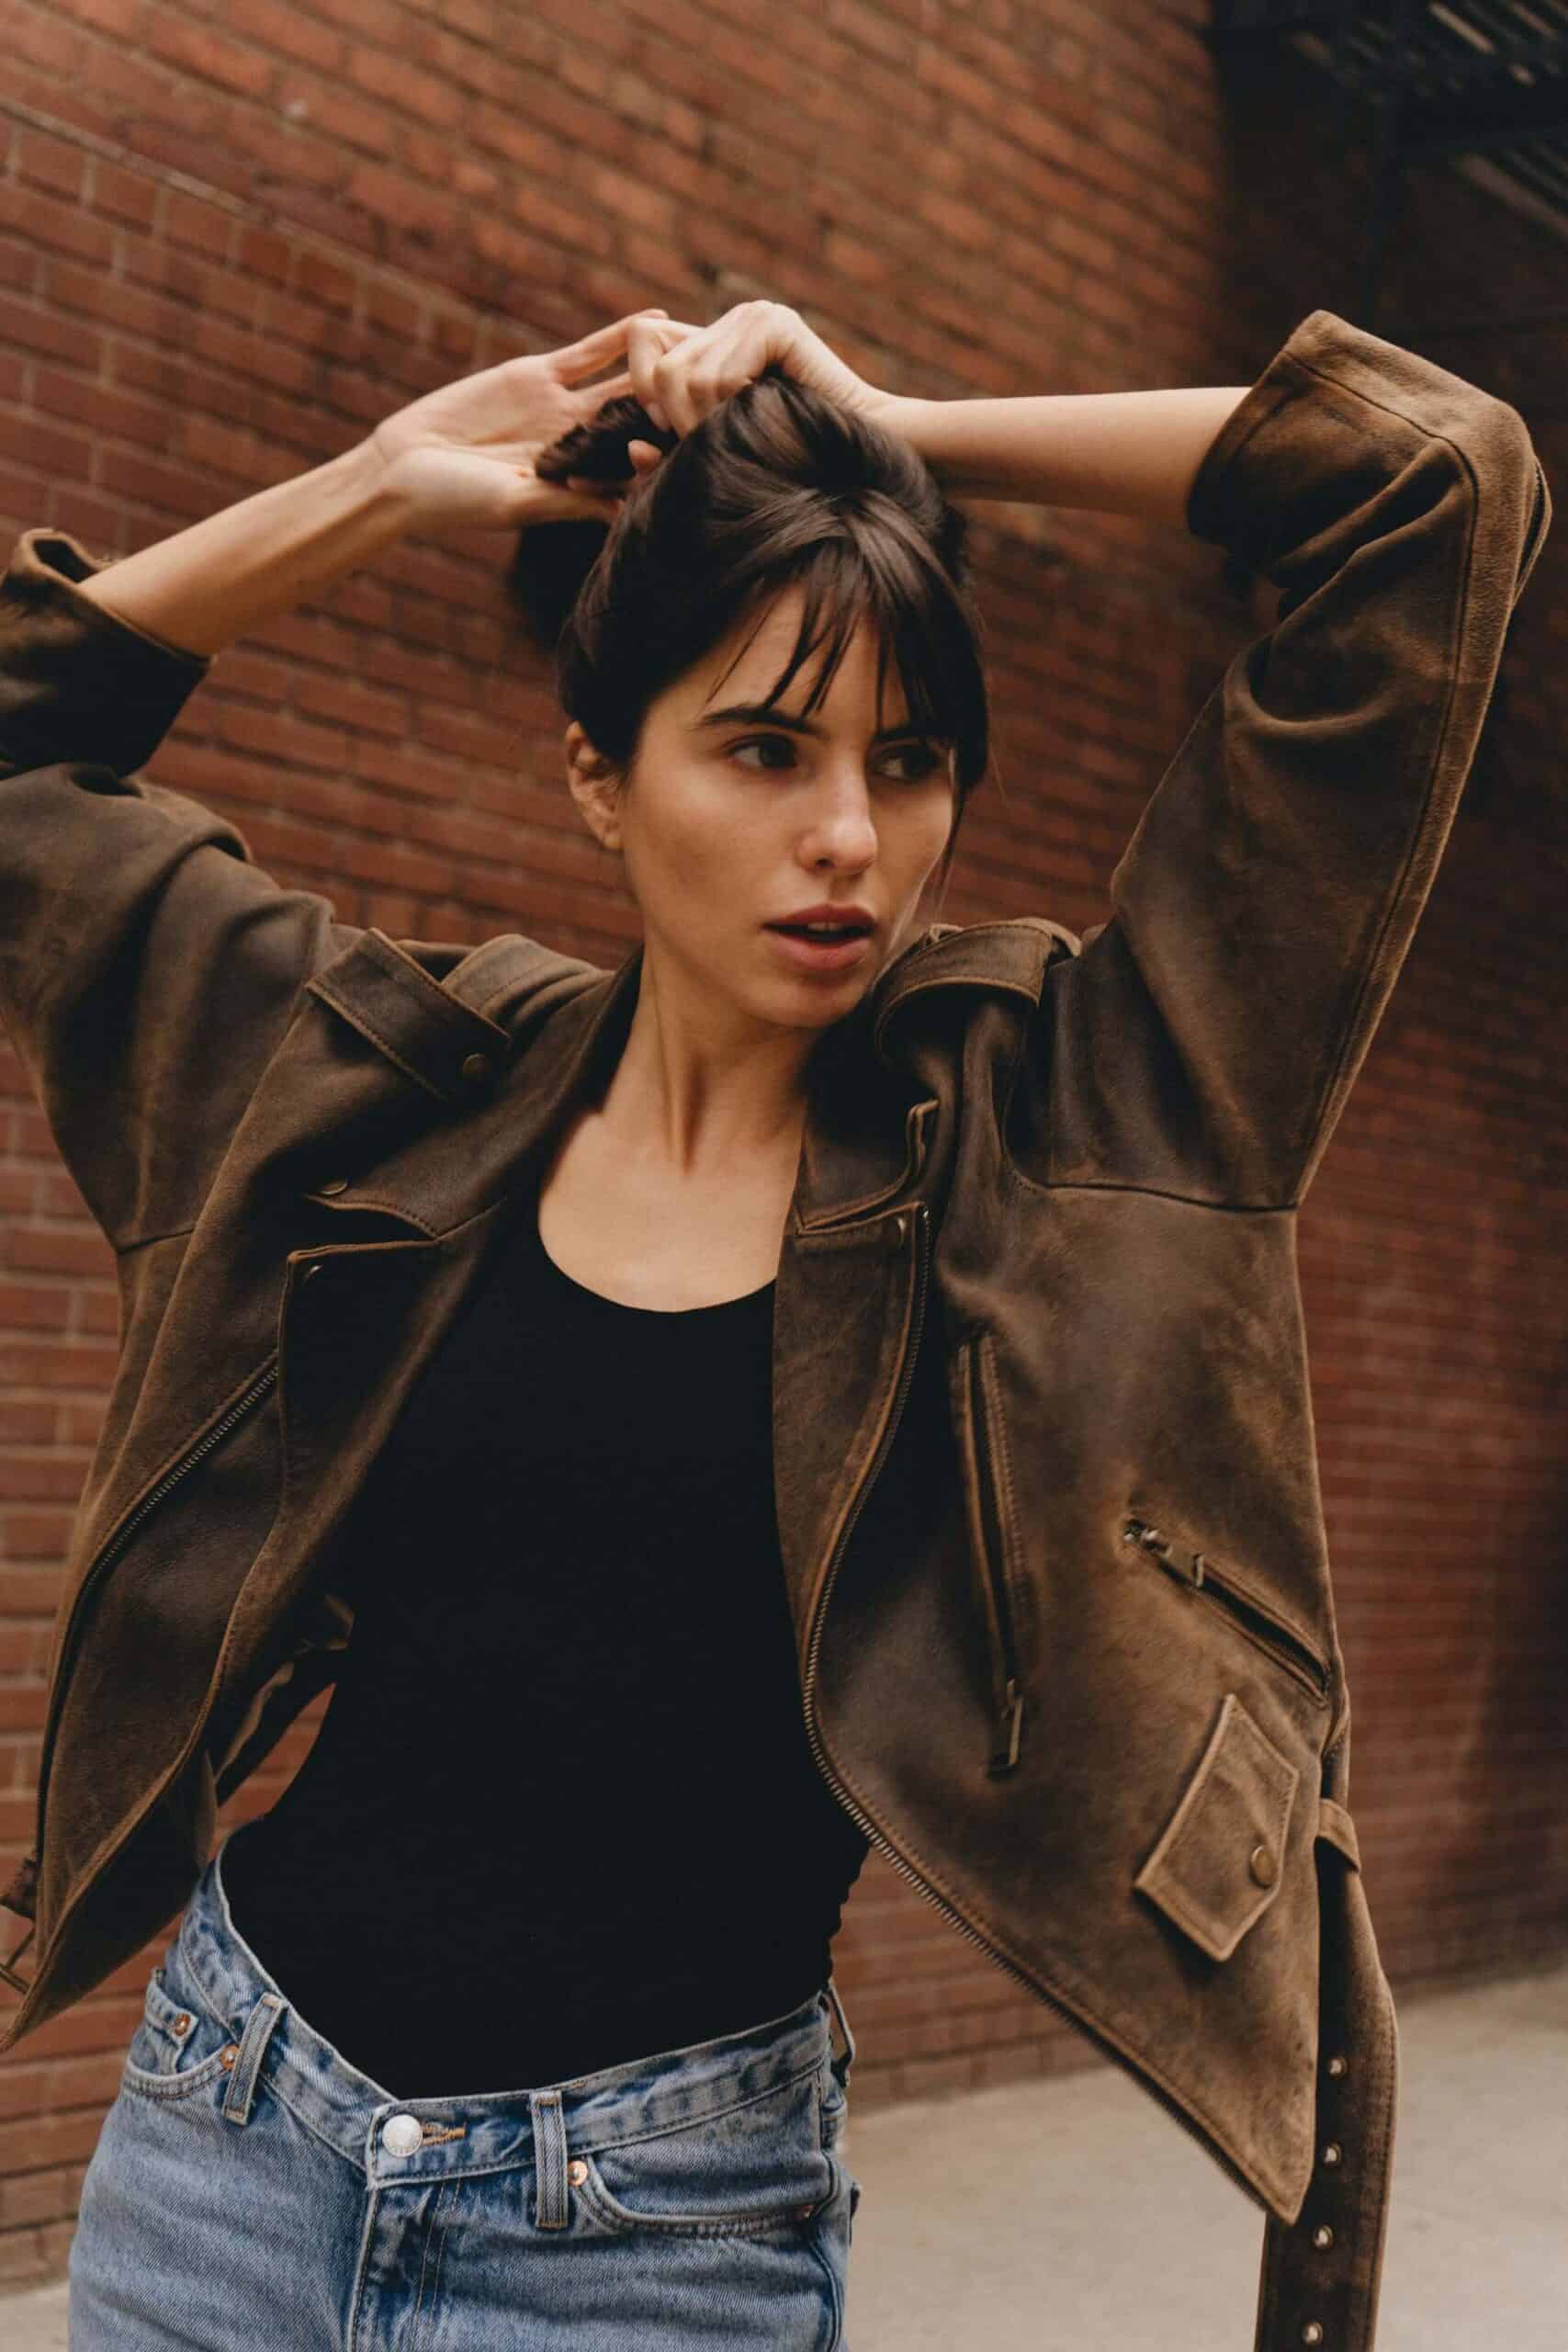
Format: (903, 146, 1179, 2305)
(159, 1833, 852, 2186)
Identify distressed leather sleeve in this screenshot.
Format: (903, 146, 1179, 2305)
(1025, 307, 1552, 1207)
(0, 526, 362, 1252)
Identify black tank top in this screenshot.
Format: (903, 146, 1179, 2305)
(221, 1170, 869, 2098)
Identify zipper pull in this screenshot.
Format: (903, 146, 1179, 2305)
(987, 1679, 1024, 1778)
(1122, 1518, 1204, 1589)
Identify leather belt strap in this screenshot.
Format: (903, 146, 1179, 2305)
(0, 1794, 1401, 2349)
(1316, 1799, 1360, 1871)
(1253, 1807, 1398, 2351)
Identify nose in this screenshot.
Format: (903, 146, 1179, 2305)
(796, 771, 877, 875)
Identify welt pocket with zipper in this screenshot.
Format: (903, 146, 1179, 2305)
(1122, 1513, 1331, 1707)
(951, 1332, 1028, 1777)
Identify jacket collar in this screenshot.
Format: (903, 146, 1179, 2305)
(299, 917, 1074, 1238)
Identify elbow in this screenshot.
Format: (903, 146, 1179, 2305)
(1471, 393, 1551, 549)
(1512, 447, 1552, 607)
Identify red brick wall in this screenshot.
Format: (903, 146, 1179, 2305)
(2, 0, 1565, 2288)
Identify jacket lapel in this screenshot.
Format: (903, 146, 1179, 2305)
(291, 914, 1068, 1235)
(273, 926, 945, 1684)
(257, 919, 1050, 1685)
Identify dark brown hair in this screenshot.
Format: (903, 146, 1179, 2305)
(507, 364, 991, 902)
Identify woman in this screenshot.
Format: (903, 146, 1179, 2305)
(0, 300, 1549, 2351)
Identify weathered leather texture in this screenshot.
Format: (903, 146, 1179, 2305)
(0, 308, 1551, 2351)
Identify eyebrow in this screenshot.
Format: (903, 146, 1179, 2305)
(692, 701, 937, 743)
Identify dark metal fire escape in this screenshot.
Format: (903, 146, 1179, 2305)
(1205, 3, 1568, 415)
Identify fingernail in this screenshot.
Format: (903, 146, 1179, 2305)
(646, 401, 670, 432)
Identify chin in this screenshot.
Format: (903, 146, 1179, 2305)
(739, 973, 860, 1031)
(795, 973, 883, 1029)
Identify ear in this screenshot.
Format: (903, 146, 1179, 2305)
(564, 719, 625, 853)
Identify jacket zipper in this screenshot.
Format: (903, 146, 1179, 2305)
(13, 1206, 1330, 2214)
(797, 1206, 1270, 2214)
(1122, 1516, 1330, 1705)
(28, 1357, 281, 1883)
(959, 1337, 1026, 1776)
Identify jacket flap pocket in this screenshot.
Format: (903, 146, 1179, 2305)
(1134, 1693, 1300, 1962)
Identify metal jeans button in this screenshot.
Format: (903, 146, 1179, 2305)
(382, 2112, 424, 2156)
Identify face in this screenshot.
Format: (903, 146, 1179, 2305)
(564, 584, 957, 1037)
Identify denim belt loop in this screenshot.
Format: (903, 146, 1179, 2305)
(529, 2088, 570, 2230)
(824, 1975, 857, 2093)
(221, 1990, 286, 2128)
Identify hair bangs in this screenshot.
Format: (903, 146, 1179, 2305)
(521, 363, 996, 910)
(717, 530, 986, 789)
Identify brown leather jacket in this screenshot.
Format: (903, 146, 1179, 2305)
(0, 308, 1551, 2348)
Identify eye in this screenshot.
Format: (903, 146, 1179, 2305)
(879, 741, 948, 783)
(728, 734, 947, 781)
(728, 734, 797, 772)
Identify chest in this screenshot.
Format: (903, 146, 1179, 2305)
(535, 1104, 803, 1310)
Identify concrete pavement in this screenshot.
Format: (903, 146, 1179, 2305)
(840, 1962, 1568, 2349)
(5, 1962, 1564, 2347)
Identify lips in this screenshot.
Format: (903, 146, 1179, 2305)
(762, 921, 876, 978)
(764, 903, 876, 940)
(766, 920, 873, 940)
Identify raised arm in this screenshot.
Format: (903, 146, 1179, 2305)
(0, 525, 363, 1252)
(0, 313, 661, 1250)
(68, 440, 411, 659)
(889, 309, 1551, 1206)
(0, 434, 434, 1261)
(872, 377, 1254, 523)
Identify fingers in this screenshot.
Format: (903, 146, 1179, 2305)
(548, 475, 631, 520)
(585, 368, 637, 403)
(634, 303, 772, 438)
(553, 308, 671, 380)
(625, 311, 709, 433)
(563, 446, 660, 496)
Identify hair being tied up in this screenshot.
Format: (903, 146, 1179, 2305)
(505, 364, 993, 891)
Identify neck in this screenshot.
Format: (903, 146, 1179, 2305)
(598, 940, 820, 1177)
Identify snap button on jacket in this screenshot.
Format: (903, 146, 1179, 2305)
(0, 308, 1551, 2351)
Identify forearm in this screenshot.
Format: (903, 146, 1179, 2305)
(877, 384, 1252, 525)
(73, 438, 415, 659)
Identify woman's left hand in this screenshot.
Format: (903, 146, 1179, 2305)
(365, 309, 678, 533)
(564, 300, 894, 492)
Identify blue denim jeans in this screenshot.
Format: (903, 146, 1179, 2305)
(70, 1833, 861, 2347)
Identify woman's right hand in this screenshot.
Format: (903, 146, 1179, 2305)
(364, 308, 695, 534)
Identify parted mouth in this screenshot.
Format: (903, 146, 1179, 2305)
(764, 903, 877, 938)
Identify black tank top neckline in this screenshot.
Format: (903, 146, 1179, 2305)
(220, 1158, 862, 2100)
